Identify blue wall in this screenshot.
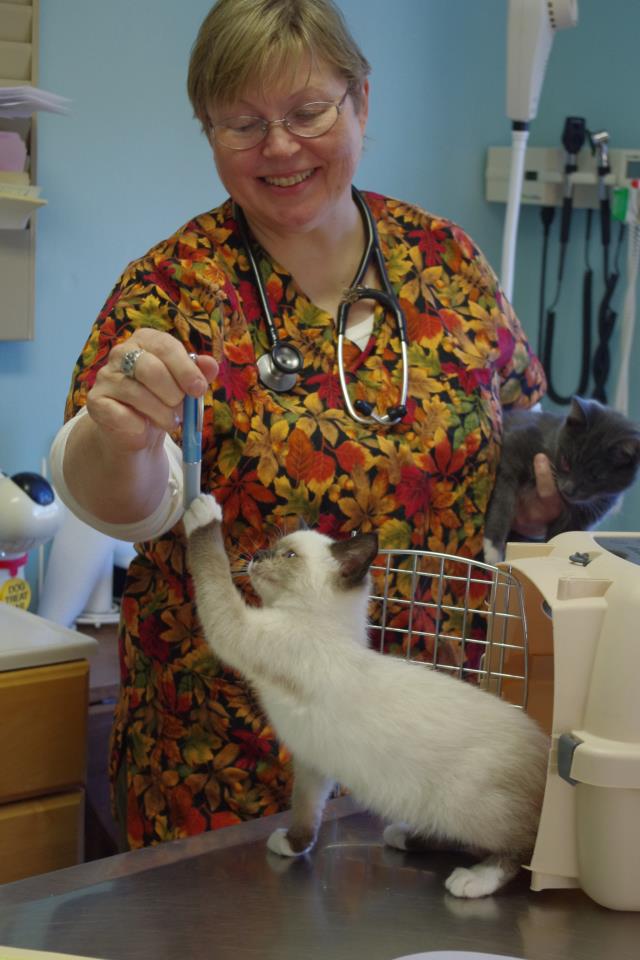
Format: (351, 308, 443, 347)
(2, 0, 640, 593)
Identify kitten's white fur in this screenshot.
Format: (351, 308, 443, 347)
(183, 493, 223, 536)
(185, 494, 549, 898)
(482, 537, 502, 566)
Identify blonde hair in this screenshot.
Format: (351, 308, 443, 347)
(187, 0, 371, 129)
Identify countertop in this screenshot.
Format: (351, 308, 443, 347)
(0, 604, 97, 671)
(0, 797, 638, 960)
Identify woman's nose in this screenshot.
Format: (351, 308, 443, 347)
(261, 123, 300, 157)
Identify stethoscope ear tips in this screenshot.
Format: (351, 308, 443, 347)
(387, 405, 407, 422)
(354, 400, 407, 424)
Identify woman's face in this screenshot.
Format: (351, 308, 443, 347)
(207, 59, 369, 241)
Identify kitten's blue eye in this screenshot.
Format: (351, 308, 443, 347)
(284, 549, 297, 559)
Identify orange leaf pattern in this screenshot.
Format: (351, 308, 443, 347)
(64, 193, 545, 848)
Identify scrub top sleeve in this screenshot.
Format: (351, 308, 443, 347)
(468, 237, 547, 411)
(49, 408, 185, 542)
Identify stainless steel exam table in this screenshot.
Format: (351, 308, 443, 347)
(0, 798, 638, 960)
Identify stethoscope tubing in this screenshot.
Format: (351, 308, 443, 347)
(234, 187, 409, 425)
(235, 204, 284, 353)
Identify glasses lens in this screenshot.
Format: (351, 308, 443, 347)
(212, 95, 344, 150)
(215, 117, 265, 150)
(286, 102, 339, 139)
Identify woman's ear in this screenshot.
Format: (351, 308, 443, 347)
(358, 78, 370, 133)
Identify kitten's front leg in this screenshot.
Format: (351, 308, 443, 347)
(483, 473, 520, 565)
(267, 759, 334, 857)
(184, 493, 248, 660)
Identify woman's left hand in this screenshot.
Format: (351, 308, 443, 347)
(511, 453, 563, 538)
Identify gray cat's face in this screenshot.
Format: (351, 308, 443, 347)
(555, 412, 640, 504)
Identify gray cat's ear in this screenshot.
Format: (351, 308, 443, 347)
(567, 396, 591, 426)
(296, 515, 310, 532)
(330, 533, 379, 588)
(617, 435, 640, 468)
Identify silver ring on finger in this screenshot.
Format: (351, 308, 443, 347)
(121, 347, 145, 380)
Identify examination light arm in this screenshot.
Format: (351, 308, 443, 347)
(501, 0, 578, 302)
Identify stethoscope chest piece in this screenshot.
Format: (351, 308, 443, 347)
(256, 341, 302, 393)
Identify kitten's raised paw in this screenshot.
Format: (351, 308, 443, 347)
(183, 493, 222, 538)
(482, 537, 503, 567)
(383, 823, 411, 851)
(267, 827, 312, 858)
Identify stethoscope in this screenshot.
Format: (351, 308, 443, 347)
(234, 187, 409, 426)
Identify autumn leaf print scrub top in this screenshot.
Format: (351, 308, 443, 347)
(63, 191, 546, 848)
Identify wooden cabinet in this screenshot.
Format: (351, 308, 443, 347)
(0, 658, 90, 884)
(0, 792, 84, 885)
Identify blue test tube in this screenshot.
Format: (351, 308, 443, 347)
(182, 355, 204, 510)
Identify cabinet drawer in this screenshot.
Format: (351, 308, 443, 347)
(0, 660, 89, 803)
(0, 789, 84, 883)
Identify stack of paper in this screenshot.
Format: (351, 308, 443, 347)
(0, 86, 71, 118)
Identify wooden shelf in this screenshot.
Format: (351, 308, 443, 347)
(0, 191, 45, 228)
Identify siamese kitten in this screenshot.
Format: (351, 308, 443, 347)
(484, 396, 640, 564)
(184, 494, 548, 899)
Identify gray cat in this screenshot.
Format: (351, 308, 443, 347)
(483, 396, 640, 564)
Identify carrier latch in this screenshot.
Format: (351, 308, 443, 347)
(558, 732, 584, 785)
(568, 551, 591, 566)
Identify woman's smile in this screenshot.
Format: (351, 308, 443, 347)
(261, 168, 317, 188)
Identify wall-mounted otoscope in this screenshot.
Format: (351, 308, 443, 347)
(560, 116, 587, 248)
(588, 130, 621, 403)
(541, 116, 591, 405)
(590, 130, 612, 277)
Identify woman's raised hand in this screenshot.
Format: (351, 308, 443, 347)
(85, 329, 219, 453)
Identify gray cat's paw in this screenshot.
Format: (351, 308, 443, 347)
(183, 493, 222, 538)
(482, 537, 503, 566)
(382, 823, 411, 851)
(267, 827, 312, 858)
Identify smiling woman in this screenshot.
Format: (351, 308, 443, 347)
(205, 56, 368, 244)
(49, 0, 556, 851)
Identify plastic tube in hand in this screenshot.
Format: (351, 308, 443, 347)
(182, 355, 204, 510)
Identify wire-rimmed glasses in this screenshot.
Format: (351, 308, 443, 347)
(209, 89, 350, 150)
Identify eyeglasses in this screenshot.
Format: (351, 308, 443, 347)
(209, 89, 350, 151)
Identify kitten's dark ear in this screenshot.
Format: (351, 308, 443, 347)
(567, 396, 591, 427)
(616, 435, 640, 469)
(330, 533, 379, 589)
(296, 515, 310, 532)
